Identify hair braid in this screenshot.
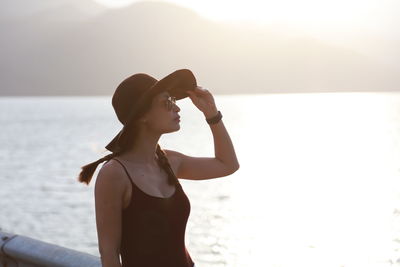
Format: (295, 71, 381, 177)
(77, 151, 122, 185)
(156, 144, 179, 186)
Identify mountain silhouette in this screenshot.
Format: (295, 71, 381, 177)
(0, 0, 398, 96)
(0, 0, 105, 21)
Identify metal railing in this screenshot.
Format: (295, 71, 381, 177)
(0, 231, 101, 267)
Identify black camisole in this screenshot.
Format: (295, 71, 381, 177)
(109, 158, 195, 267)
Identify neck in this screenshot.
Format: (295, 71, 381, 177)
(119, 128, 162, 167)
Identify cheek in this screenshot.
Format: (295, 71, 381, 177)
(147, 111, 171, 127)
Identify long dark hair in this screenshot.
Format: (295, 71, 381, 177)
(77, 107, 179, 187)
(77, 144, 178, 186)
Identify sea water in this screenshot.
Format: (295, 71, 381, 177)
(0, 92, 399, 267)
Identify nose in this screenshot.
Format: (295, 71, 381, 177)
(173, 103, 180, 112)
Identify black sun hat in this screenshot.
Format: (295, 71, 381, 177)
(105, 69, 197, 153)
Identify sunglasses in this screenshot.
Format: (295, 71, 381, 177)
(164, 96, 177, 111)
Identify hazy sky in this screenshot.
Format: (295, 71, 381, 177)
(1, 0, 398, 95)
(93, 0, 399, 40)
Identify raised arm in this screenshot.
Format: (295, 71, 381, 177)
(164, 86, 239, 180)
(94, 161, 126, 267)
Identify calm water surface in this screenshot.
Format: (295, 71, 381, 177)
(0, 92, 399, 267)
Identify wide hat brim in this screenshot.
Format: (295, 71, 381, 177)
(105, 69, 197, 153)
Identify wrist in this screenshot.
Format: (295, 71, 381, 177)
(204, 109, 218, 120)
(205, 110, 222, 125)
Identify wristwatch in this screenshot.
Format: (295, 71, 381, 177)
(206, 111, 222, 124)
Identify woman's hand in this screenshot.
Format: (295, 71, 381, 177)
(187, 86, 218, 119)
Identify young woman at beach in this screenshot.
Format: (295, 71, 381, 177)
(77, 69, 239, 267)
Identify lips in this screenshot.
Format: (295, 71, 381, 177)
(174, 116, 181, 121)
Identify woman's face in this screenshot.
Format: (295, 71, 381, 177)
(142, 91, 181, 134)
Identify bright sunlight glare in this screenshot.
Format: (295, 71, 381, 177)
(93, 0, 377, 28)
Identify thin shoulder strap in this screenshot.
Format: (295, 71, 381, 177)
(111, 158, 135, 188)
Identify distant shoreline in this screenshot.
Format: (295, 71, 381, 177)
(1, 89, 399, 97)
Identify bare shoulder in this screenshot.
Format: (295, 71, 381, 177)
(95, 159, 129, 197)
(162, 149, 184, 165)
(162, 149, 183, 174)
(163, 149, 183, 161)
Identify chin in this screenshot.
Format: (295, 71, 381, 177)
(163, 124, 180, 133)
(173, 124, 181, 132)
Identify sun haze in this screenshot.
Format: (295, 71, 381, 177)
(92, 0, 398, 38)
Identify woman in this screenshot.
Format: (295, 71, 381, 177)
(77, 69, 239, 267)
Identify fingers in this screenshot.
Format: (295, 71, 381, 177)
(187, 91, 197, 100)
(194, 86, 211, 94)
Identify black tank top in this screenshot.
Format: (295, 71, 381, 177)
(110, 158, 195, 267)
